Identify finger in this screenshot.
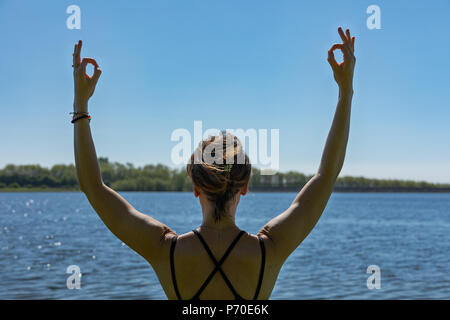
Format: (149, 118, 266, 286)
(83, 58, 99, 67)
(80, 58, 94, 76)
(338, 27, 348, 44)
(73, 44, 77, 66)
(344, 29, 355, 54)
(81, 58, 100, 80)
(91, 66, 102, 85)
(77, 40, 82, 64)
(341, 44, 353, 61)
(74, 40, 82, 67)
(352, 36, 355, 48)
(327, 49, 339, 71)
(330, 43, 352, 62)
(329, 43, 348, 54)
(346, 29, 351, 42)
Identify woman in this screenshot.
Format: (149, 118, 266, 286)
(71, 27, 356, 300)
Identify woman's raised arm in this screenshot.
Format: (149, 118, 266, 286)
(258, 28, 356, 264)
(72, 41, 174, 265)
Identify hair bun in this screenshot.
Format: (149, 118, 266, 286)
(187, 133, 251, 221)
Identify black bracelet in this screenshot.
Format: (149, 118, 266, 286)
(70, 111, 89, 116)
(71, 114, 91, 124)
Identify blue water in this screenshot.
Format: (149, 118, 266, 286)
(0, 192, 449, 299)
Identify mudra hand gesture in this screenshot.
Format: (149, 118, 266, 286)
(72, 40, 102, 112)
(327, 27, 356, 92)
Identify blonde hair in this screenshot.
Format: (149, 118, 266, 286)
(187, 132, 251, 221)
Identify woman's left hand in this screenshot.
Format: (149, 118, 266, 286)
(327, 27, 355, 93)
(73, 40, 102, 112)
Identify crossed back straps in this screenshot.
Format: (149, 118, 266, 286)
(170, 229, 265, 300)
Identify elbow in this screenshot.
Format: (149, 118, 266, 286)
(317, 159, 345, 182)
(78, 180, 88, 194)
(78, 179, 104, 196)
(79, 185, 90, 195)
(78, 178, 90, 194)
(315, 168, 340, 186)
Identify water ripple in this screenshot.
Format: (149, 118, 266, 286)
(0, 192, 449, 299)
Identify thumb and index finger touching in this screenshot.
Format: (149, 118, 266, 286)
(73, 40, 102, 82)
(80, 57, 102, 83)
(328, 27, 356, 70)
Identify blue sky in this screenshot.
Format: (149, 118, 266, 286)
(0, 0, 449, 182)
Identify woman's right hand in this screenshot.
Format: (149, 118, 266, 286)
(327, 27, 356, 92)
(73, 40, 102, 112)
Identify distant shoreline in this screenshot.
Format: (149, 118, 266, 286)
(2, 160, 449, 194)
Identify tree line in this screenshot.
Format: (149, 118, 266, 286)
(1, 158, 449, 192)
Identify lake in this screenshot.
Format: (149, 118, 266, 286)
(0, 192, 449, 299)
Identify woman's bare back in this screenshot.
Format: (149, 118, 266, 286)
(152, 229, 281, 300)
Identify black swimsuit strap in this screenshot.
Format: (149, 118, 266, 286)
(253, 236, 266, 300)
(169, 231, 265, 300)
(191, 229, 246, 300)
(170, 236, 182, 300)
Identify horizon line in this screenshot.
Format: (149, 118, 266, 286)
(1, 160, 449, 186)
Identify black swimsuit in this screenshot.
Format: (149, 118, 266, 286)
(170, 229, 266, 300)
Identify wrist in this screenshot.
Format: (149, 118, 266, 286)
(73, 100, 88, 112)
(338, 86, 353, 98)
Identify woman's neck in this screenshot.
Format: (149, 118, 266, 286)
(199, 197, 239, 230)
(200, 215, 237, 230)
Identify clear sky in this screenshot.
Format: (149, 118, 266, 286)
(0, 0, 449, 182)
